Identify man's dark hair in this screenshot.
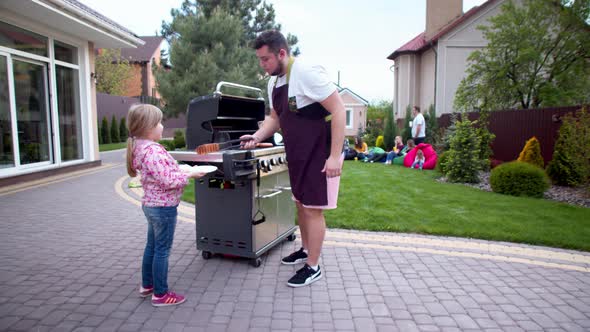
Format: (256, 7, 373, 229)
(413, 106, 421, 113)
(253, 30, 290, 55)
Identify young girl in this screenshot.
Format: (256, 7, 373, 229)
(411, 149, 425, 170)
(126, 104, 205, 307)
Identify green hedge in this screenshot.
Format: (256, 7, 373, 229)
(490, 161, 550, 198)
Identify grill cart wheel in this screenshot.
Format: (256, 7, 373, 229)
(202, 251, 213, 260)
(250, 258, 262, 267)
(287, 233, 296, 242)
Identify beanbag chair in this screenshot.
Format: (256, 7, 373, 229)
(403, 143, 438, 169)
(393, 154, 405, 165)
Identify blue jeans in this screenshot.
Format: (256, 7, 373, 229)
(411, 161, 424, 169)
(142, 205, 178, 296)
(385, 151, 398, 163)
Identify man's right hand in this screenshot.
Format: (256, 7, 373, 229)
(239, 134, 260, 149)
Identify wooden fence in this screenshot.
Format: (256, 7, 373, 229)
(437, 105, 586, 163)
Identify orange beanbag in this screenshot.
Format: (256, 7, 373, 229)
(403, 143, 438, 169)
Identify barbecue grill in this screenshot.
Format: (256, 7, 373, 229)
(170, 82, 296, 267)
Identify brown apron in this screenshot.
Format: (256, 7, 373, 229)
(272, 58, 332, 206)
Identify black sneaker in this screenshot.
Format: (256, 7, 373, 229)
(281, 248, 308, 265)
(287, 264, 322, 287)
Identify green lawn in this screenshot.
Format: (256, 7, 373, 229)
(182, 161, 590, 251)
(99, 142, 126, 152)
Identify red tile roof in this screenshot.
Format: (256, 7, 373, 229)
(387, 0, 497, 60)
(120, 36, 164, 63)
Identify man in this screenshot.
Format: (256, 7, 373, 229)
(411, 106, 426, 144)
(241, 30, 345, 287)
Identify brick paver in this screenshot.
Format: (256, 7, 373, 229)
(0, 149, 589, 331)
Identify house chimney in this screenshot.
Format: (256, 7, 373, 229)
(425, 0, 463, 40)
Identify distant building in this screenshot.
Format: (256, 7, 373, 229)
(387, 0, 512, 118)
(97, 36, 166, 99)
(336, 85, 369, 137)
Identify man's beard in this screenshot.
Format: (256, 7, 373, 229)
(270, 60, 285, 76)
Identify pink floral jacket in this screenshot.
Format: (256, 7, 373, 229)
(133, 139, 189, 207)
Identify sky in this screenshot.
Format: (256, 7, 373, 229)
(79, 0, 487, 104)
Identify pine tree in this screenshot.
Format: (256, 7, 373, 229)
(383, 108, 397, 151)
(401, 105, 413, 142)
(101, 116, 111, 144)
(110, 115, 120, 143)
(157, 1, 298, 118)
(97, 120, 103, 144)
(517, 136, 544, 169)
(119, 117, 128, 141)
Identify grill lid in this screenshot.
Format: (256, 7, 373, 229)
(185, 82, 266, 150)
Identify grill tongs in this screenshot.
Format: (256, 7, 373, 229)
(196, 138, 273, 154)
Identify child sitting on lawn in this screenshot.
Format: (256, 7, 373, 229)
(411, 149, 425, 170)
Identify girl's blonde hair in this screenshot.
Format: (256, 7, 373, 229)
(125, 104, 163, 177)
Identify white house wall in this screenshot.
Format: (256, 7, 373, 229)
(394, 54, 421, 118)
(419, 49, 436, 112)
(435, 0, 520, 115)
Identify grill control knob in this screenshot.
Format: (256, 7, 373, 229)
(260, 160, 268, 170)
(278, 156, 285, 164)
(270, 158, 277, 166)
(266, 163, 273, 171)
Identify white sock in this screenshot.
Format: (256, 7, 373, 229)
(302, 248, 308, 254)
(309, 264, 319, 271)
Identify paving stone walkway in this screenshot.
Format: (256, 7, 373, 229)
(0, 149, 589, 331)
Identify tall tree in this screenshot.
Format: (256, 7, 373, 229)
(383, 104, 397, 151)
(95, 49, 134, 95)
(363, 100, 390, 146)
(157, 1, 299, 117)
(455, 0, 590, 112)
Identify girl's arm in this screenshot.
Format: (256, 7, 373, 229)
(143, 145, 189, 189)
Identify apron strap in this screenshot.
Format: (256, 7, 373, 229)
(273, 57, 295, 89)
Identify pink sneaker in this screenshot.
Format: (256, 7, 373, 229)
(139, 286, 153, 298)
(151, 291, 186, 307)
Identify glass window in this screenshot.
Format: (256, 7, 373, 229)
(56, 66, 83, 161)
(0, 21, 48, 57)
(346, 109, 352, 128)
(54, 40, 78, 64)
(13, 59, 51, 165)
(0, 55, 14, 168)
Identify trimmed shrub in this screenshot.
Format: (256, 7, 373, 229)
(444, 118, 481, 183)
(401, 105, 412, 142)
(110, 115, 120, 143)
(173, 130, 186, 149)
(375, 135, 385, 149)
(436, 151, 450, 174)
(425, 104, 438, 144)
(101, 116, 111, 144)
(383, 109, 396, 151)
(546, 108, 590, 186)
(97, 120, 103, 144)
(490, 161, 550, 198)
(517, 136, 544, 169)
(158, 139, 176, 151)
(473, 112, 495, 171)
(119, 117, 128, 141)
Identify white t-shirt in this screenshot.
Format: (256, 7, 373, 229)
(412, 113, 426, 138)
(267, 58, 336, 111)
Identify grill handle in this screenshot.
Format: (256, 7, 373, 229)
(215, 81, 264, 100)
(252, 215, 266, 225)
(275, 186, 291, 191)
